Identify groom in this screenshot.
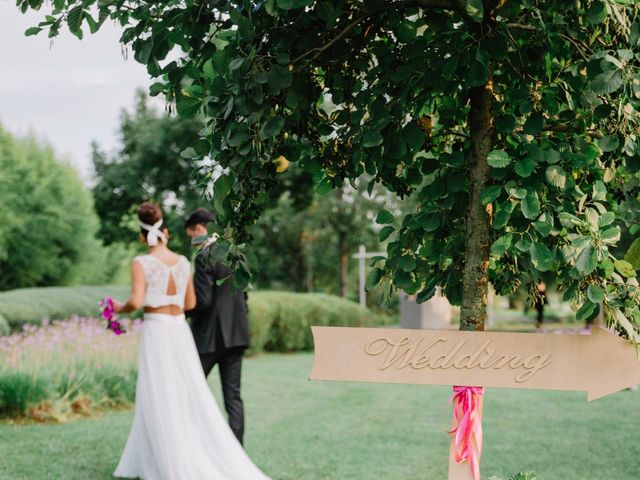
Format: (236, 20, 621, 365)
(184, 208, 251, 445)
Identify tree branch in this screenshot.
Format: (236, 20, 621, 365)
(291, 15, 369, 64)
(291, 0, 464, 67)
(404, 0, 457, 8)
(507, 22, 537, 31)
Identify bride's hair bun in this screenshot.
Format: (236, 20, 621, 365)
(138, 202, 163, 232)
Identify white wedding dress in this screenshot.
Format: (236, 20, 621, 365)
(114, 254, 270, 480)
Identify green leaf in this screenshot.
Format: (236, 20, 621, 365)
(576, 243, 597, 275)
(176, 97, 201, 117)
(480, 185, 501, 205)
(465, 0, 484, 22)
(598, 135, 620, 153)
(203, 58, 216, 80)
(421, 215, 441, 232)
(259, 116, 285, 139)
(544, 149, 561, 164)
(228, 129, 249, 147)
(545, 165, 566, 189)
(523, 113, 544, 135)
(67, 5, 84, 34)
(25, 27, 42, 36)
(229, 57, 245, 71)
(416, 286, 437, 304)
(587, 284, 605, 303)
(495, 114, 516, 134)
(592, 180, 607, 201)
(601, 257, 615, 278)
(403, 122, 425, 150)
(487, 150, 511, 168)
(467, 59, 488, 86)
(387, 134, 407, 160)
(362, 131, 383, 148)
(149, 82, 165, 96)
(592, 70, 623, 95)
(514, 157, 535, 177)
(587, 1, 608, 24)
(379, 226, 395, 242)
(396, 20, 417, 43)
(491, 234, 512, 257)
(614, 259, 636, 278)
(494, 200, 515, 230)
(507, 186, 527, 199)
(599, 211, 615, 228)
(447, 175, 465, 193)
(624, 237, 640, 269)
(515, 236, 532, 252)
(530, 243, 553, 272)
(601, 226, 620, 243)
(364, 267, 384, 292)
(214, 174, 233, 200)
(315, 177, 333, 195)
(576, 300, 598, 322)
(398, 255, 416, 272)
(376, 209, 394, 225)
(521, 192, 541, 220)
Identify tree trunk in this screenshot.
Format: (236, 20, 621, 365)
(460, 72, 495, 332)
(338, 235, 349, 298)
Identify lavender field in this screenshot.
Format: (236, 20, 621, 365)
(0, 317, 141, 421)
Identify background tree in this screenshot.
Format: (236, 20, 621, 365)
(22, 1, 640, 341)
(93, 92, 389, 294)
(0, 125, 116, 290)
(92, 90, 204, 255)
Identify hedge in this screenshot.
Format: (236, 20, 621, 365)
(0, 286, 131, 328)
(0, 286, 395, 352)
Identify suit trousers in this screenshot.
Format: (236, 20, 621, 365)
(199, 347, 246, 445)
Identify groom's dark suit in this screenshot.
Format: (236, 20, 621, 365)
(188, 245, 250, 444)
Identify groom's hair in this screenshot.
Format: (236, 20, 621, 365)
(184, 208, 215, 229)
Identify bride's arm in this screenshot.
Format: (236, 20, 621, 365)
(115, 260, 145, 313)
(184, 274, 196, 311)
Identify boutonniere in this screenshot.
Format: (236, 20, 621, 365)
(192, 232, 220, 250)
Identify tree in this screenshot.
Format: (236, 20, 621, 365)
(0, 125, 112, 290)
(247, 180, 394, 297)
(92, 90, 205, 255)
(21, 1, 640, 342)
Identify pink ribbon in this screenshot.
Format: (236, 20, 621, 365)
(449, 386, 484, 480)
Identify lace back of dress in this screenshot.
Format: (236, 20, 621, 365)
(136, 255, 189, 308)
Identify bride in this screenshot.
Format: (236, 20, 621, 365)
(113, 202, 270, 480)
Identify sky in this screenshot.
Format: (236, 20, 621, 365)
(0, 4, 155, 181)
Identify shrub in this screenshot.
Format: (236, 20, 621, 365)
(0, 287, 398, 351)
(0, 127, 116, 291)
(0, 285, 130, 329)
(0, 317, 142, 420)
(248, 291, 395, 353)
(0, 372, 50, 417)
(0, 314, 8, 336)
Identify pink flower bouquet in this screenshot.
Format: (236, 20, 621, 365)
(99, 296, 126, 335)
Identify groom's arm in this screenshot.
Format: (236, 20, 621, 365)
(189, 254, 216, 315)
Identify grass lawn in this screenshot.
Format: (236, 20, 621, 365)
(1, 352, 639, 480)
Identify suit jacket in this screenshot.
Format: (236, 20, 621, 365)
(188, 247, 250, 354)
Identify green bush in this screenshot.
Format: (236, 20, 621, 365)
(0, 314, 8, 336)
(0, 372, 50, 417)
(0, 286, 397, 354)
(0, 285, 130, 328)
(0, 126, 119, 291)
(248, 291, 395, 353)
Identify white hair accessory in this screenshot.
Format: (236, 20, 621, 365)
(140, 219, 167, 246)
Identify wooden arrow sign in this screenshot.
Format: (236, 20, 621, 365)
(310, 326, 640, 400)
